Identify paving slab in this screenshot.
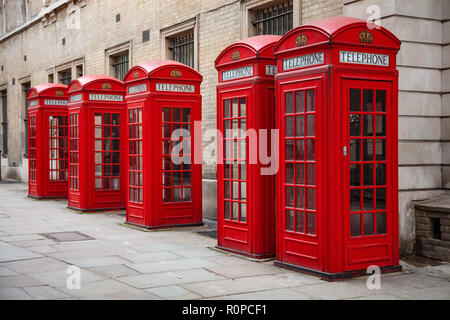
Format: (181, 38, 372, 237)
(210, 288, 317, 300)
(0, 266, 20, 277)
(205, 263, 283, 279)
(119, 251, 183, 263)
(23, 286, 71, 300)
(391, 285, 450, 300)
(173, 248, 221, 258)
(62, 256, 131, 268)
(0, 288, 32, 300)
(145, 285, 202, 300)
(126, 258, 218, 274)
(0, 275, 44, 288)
(2, 257, 70, 274)
(59, 279, 161, 300)
(28, 268, 106, 289)
(117, 269, 225, 289)
(87, 265, 141, 278)
(0, 242, 43, 262)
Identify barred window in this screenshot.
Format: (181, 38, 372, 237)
(169, 32, 194, 68)
(59, 69, 72, 85)
(113, 52, 129, 81)
(253, 1, 293, 36)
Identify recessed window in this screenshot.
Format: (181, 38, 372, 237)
(112, 52, 129, 81)
(252, 1, 293, 36)
(168, 32, 194, 68)
(142, 29, 150, 43)
(22, 82, 31, 158)
(1, 90, 7, 156)
(76, 65, 83, 78)
(431, 218, 441, 240)
(116, 14, 120, 22)
(58, 69, 72, 85)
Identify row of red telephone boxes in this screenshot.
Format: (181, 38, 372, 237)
(27, 17, 402, 279)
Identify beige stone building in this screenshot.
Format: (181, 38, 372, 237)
(0, 0, 448, 256)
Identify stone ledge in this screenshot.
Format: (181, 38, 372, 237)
(414, 193, 450, 213)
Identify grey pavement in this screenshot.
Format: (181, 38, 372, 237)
(0, 182, 449, 300)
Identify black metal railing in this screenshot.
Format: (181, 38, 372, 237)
(113, 53, 129, 81)
(253, 1, 293, 36)
(169, 33, 194, 68)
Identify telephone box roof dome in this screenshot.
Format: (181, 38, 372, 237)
(215, 35, 281, 66)
(274, 16, 401, 53)
(124, 60, 202, 82)
(69, 75, 124, 89)
(28, 83, 67, 99)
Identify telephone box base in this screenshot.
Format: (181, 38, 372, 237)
(125, 221, 204, 231)
(216, 246, 275, 260)
(28, 195, 67, 200)
(67, 206, 125, 213)
(274, 261, 402, 282)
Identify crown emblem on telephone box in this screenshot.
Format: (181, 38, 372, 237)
(102, 82, 112, 90)
(55, 90, 64, 96)
(295, 34, 307, 47)
(171, 69, 182, 78)
(231, 50, 240, 61)
(359, 30, 373, 44)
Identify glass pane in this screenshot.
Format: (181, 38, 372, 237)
(351, 214, 361, 237)
(95, 152, 102, 164)
(364, 213, 374, 235)
(173, 188, 182, 202)
(363, 115, 374, 136)
(183, 188, 191, 201)
(240, 182, 246, 200)
(224, 181, 231, 199)
(240, 203, 247, 222)
(103, 139, 112, 151)
(95, 127, 102, 138)
(305, 139, 315, 161)
(239, 98, 246, 117)
(376, 212, 387, 234)
(112, 178, 120, 190)
(350, 140, 361, 162)
(350, 89, 361, 112)
(163, 188, 171, 202)
(363, 189, 374, 211)
(350, 189, 361, 212)
(95, 178, 102, 189)
(363, 89, 374, 112)
(376, 164, 386, 186)
(173, 108, 181, 122)
(363, 164, 374, 186)
(231, 99, 238, 118)
(232, 181, 239, 200)
(376, 115, 386, 137)
(363, 139, 374, 161)
(295, 140, 304, 161)
(376, 140, 386, 161)
(232, 164, 239, 179)
(285, 140, 294, 160)
(285, 117, 294, 137)
(350, 114, 361, 137)
(286, 210, 295, 231)
(296, 163, 304, 185)
(240, 163, 246, 180)
(224, 164, 231, 178)
(306, 188, 315, 210)
(95, 114, 102, 125)
(286, 186, 295, 208)
(295, 116, 304, 137)
(113, 113, 120, 125)
(296, 211, 305, 233)
(95, 140, 102, 151)
(224, 201, 231, 220)
(232, 202, 239, 221)
(183, 172, 191, 186)
(296, 187, 304, 208)
(307, 212, 316, 235)
(286, 163, 294, 184)
(182, 108, 191, 123)
(306, 164, 315, 186)
(285, 92, 293, 114)
(295, 91, 304, 113)
(376, 90, 386, 112)
(223, 100, 230, 118)
(376, 188, 386, 210)
(306, 90, 315, 112)
(305, 115, 315, 136)
(163, 108, 171, 122)
(350, 164, 360, 186)
(95, 165, 102, 176)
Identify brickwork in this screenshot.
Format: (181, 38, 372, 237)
(415, 209, 450, 261)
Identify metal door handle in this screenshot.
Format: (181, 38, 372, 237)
(343, 146, 348, 156)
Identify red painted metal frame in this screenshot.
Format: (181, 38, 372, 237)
(66, 75, 126, 212)
(274, 17, 401, 279)
(215, 36, 280, 258)
(123, 60, 203, 229)
(27, 84, 69, 199)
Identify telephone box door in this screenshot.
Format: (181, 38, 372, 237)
(343, 79, 395, 271)
(218, 89, 250, 254)
(278, 79, 323, 270)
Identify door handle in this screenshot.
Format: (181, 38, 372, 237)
(343, 146, 348, 157)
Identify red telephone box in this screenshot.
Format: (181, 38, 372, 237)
(215, 35, 280, 258)
(274, 17, 401, 279)
(27, 84, 69, 199)
(67, 75, 126, 212)
(123, 60, 203, 229)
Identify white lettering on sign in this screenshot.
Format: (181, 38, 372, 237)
(45, 99, 68, 106)
(70, 94, 82, 102)
(283, 52, 324, 71)
(29, 100, 38, 107)
(340, 51, 389, 67)
(222, 66, 253, 81)
(155, 83, 195, 93)
(266, 65, 277, 76)
(89, 94, 123, 102)
(128, 84, 147, 94)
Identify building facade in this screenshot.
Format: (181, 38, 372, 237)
(0, 0, 448, 256)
